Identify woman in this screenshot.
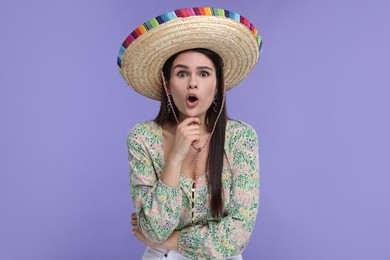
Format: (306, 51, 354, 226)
(118, 7, 262, 260)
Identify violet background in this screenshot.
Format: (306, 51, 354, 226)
(1, 0, 389, 259)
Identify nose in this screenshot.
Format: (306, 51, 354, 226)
(188, 75, 198, 89)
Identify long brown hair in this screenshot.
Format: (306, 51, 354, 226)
(155, 48, 227, 218)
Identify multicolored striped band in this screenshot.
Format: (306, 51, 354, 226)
(117, 7, 262, 69)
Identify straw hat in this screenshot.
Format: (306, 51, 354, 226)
(117, 7, 263, 100)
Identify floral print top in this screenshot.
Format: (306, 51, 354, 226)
(127, 120, 260, 259)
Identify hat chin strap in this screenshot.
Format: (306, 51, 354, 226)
(161, 71, 225, 187)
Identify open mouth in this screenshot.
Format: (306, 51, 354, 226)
(188, 95, 198, 103)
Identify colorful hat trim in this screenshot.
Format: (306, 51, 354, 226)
(117, 7, 262, 74)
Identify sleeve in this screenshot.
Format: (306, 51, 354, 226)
(177, 124, 260, 259)
(127, 125, 183, 243)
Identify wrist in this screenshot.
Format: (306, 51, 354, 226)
(160, 158, 182, 188)
(167, 154, 183, 167)
(164, 231, 180, 251)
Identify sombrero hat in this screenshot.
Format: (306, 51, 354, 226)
(117, 7, 263, 100)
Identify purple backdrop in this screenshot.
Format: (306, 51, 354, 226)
(1, 0, 389, 259)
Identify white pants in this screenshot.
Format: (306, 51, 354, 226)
(142, 246, 243, 260)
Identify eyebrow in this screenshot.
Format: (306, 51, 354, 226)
(172, 64, 214, 71)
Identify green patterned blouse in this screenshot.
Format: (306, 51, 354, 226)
(127, 119, 260, 259)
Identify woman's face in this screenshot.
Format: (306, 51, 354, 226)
(169, 51, 217, 122)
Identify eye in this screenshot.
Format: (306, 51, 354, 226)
(177, 71, 188, 78)
(199, 71, 210, 77)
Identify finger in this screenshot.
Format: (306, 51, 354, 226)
(132, 225, 138, 232)
(185, 128, 201, 135)
(190, 136, 201, 144)
(185, 131, 201, 140)
(130, 219, 137, 226)
(183, 124, 201, 131)
(176, 127, 201, 141)
(182, 117, 201, 126)
(176, 123, 199, 133)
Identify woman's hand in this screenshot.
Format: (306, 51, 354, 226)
(169, 117, 201, 164)
(161, 117, 201, 187)
(131, 213, 156, 247)
(131, 213, 179, 251)
(131, 212, 138, 234)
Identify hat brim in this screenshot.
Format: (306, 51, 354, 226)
(118, 7, 262, 100)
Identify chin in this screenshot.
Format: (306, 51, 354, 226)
(181, 110, 207, 119)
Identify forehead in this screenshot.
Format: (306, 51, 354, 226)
(172, 51, 215, 68)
